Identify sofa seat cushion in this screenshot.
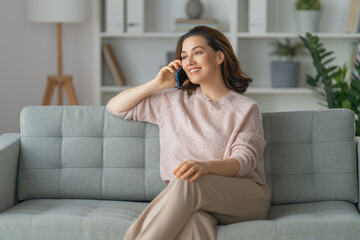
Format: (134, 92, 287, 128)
(0, 199, 149, 240)
(216, 201, 360, 240)
(1, 200, 360, 240)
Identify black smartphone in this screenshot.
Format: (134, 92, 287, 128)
(175, 66, 188, 89)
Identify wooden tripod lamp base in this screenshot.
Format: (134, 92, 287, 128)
(41, 23, 78, 106)
(42, 75, 78, 105)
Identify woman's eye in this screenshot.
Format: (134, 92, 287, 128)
(195, 51, 202, 55)
(181, 56, 187, 60)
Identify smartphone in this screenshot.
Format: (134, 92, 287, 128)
(175, 66, 188, 89)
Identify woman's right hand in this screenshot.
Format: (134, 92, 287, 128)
(154, 60, 182, 90)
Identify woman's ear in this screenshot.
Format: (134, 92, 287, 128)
(217, 51, 225, 64)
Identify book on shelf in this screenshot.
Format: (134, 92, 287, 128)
(174, 18, 219, 32)
(126, 0, 144, 33)
(344, 0, 360, 33)
(105, 0, 125, 33)
(349, 41, 360, 79)
(248, 0, 267, 33)
(103, 44, 126, 86)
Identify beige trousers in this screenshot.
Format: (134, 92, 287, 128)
(124, 174, 271, 240)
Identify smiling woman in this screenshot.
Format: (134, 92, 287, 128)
(106, 26, 270, 240)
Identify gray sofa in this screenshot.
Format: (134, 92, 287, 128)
(0, 106, 360, 240)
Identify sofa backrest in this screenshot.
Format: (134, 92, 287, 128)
(262, 109, 358, 204)
(18, 106, 166, 202)
(18, 106, 358, 204)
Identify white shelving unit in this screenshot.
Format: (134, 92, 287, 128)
(97, 0, 360, 113)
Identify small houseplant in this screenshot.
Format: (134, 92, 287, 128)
(295, 0, 323, 32)
(270, 38, 306, 87)
(299, 32, 360, 136)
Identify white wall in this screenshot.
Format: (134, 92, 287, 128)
(0, 0, 98, 134)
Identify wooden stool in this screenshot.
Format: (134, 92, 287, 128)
(42, 75, 78, 105)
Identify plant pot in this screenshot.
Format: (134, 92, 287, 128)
(296, 10, 321, 32)
(271, 61, 300, 87)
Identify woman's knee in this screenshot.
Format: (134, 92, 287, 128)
(191, 210, 217, 225)
(169, 174, 213, 189)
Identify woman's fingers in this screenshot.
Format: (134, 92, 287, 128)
(173, 161, 189, 177)
(174, 160, 201, 180)
(173, 59, 182, 65)
(165, 66, 176, 73)
(173, 160, 209, 182)
(181, 165, 198, 180)
(168, 60, 182, 71)
(173, 162, 185, 175)
(190, 171, 202, 182)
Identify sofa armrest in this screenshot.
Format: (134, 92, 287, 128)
(356, 137, 360, 212)
(0, 133, 20, 213)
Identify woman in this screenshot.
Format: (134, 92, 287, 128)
(106, 26, 270, 240)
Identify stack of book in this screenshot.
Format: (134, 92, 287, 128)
(174, 19, 218, 32)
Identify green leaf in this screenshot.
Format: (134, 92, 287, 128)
(333, 81, 347, 88)
(351, 79, 360, 92)
(320, 51, 334, 60)
(317, 48, 326, 54)
(322, 57, 335, 66)
(341, 100, 351, 109)
(307, 76, 318, 87)
(326, 66, 338, 74)
(344, 88, 360, 99)
(305, 32, 312, 39)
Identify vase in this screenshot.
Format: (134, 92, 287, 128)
(271, 61, 300, 88)
(296, 10, 321, 32)
(186, 0, 203, 19)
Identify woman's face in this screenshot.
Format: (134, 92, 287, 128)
(180, 36, 223, 85)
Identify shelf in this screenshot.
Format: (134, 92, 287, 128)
(246, 87, 313, 94)
(100, 32, 232, 39)
(101, 86, 314, 95)
(101, 32, 182, 38)
(237, 32, 360, 39)
(101, 32, 360, 39)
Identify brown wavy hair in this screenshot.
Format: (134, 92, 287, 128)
(175, 26, 252, 94)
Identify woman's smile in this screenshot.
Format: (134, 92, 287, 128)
(189, 67, 201, 74)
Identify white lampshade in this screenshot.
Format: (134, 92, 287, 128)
(27, 0, 90, 23)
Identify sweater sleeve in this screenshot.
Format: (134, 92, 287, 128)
(229, 103, 266, 178)
(106, 90, 168, 125)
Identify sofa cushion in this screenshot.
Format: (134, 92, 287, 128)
(217, 201, 360, 240)
(0, 199, 147, 240)
(1, 200, 359, 240)
(262, 110, 358, 204)
(18, 106, 167, 201)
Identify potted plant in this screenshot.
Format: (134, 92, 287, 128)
(295, 0, 323, 32)
(299, 32, 360, 136)
(270, 38, 306, 87)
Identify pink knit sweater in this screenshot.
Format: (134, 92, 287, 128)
(106, 87, 267, 185)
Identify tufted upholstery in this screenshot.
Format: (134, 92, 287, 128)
(18, 107, 358, 205)
(0, 199, 148, 239)
(1, 199, 360, 240)
(18, 106, 166, 201)
(262, 110, 358, 204)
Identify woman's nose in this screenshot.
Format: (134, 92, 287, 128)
(188, 54, 196, 65)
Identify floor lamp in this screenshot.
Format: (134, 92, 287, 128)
(27, 0, 90, 105)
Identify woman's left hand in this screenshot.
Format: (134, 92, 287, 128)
(173, 159, 210, 182)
